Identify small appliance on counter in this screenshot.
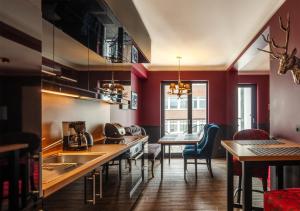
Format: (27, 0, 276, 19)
(62, 121, 93, 150)
(104, 122, 144, 158)
(104, 123, 126, 144)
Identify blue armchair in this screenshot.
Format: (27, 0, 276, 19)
(183, 124, 219, 179)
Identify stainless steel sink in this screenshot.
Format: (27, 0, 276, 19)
(43, 154, 104, 165)
(42, 153, 106, 183)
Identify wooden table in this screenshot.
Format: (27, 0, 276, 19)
(221, 139, 300, 211)
(158, 134, 199, 179)
(0, 144, 28, 210)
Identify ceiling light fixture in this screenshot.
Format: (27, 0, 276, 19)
(168, 56, 191, 98)
(102, 71, 125, 94)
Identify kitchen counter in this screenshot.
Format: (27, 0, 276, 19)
(42, 135, 148, 198)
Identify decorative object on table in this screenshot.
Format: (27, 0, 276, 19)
(131, 91, 138, 109)
(167, 56, 191, 98)
(258, 13, 300, 84)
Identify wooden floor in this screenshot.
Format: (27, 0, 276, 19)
(133, 158, 264, 211)
(40, 158, 264, 211)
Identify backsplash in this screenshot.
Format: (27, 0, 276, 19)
(42, 93, 110, 148)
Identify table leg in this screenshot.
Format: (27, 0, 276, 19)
(226, 151, 233, 211)
(161, 144, 164, 179)
(194, 144, 197, 180)
(242, 161, 252, 211)
(9, 150, 20, 210)
(276, 165, 284, 189)
(168, 145, 171, 164)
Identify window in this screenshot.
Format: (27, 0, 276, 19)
(170, 98, 178, 109)
(199, 97, 206, 109)
(179, 98, 188, 109)
(162, 82, 208, 153)
(165, 97, 188, 110)
(192, 97, 206, 109)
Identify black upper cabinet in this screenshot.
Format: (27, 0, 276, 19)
(42, 0, 139, 63)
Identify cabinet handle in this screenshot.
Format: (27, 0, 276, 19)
(94, 167, 103, 199)
(84, 172, 96, 204)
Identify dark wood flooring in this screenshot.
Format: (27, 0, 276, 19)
(42, 158, 264, 211)
(133, 158, 264, 211)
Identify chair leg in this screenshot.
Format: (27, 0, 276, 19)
(184, 158, 187, 180)
(194, 158, 197, 180)
(105, 164, 109, 181)
(118, 158, 122, 181)
(207, 158, 214, 178)
(127, 159, 132, 172)
(262, 177, 268, 192)
(237, 176, 242, 204)
(151, 159, 155, 178)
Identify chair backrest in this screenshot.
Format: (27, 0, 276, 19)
(233, 129, 269, 140)
(200, 124, 220, 157)
(197, 123, 212, 148)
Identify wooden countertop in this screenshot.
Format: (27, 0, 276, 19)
(221, 139, 300, 161)
(0, 144, 28, 153)
(42, 135, 148, 198)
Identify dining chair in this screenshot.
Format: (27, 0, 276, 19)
(182, 124, 219, 179)
(232, 129, 270, 205)
(264, 188, 300, 210)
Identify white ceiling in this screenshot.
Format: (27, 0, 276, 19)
(239, 45, 270, 73)
(132, 0, 285, 70)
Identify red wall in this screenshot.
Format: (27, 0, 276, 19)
(268, 0, 300, 187)
(130, 70, 143, 125)
(238, 75, 270, 129)
(269, 0, 300, 143)
(139, 70, 237, 127)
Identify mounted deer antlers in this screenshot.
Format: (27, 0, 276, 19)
(258, 14, 300, 84)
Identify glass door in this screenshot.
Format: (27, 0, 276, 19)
(238, 84, 257, 131)
(161, 82, 208, 154)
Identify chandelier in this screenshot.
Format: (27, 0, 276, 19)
(102, 71, 125, 94)
(168, 56, 191, 98)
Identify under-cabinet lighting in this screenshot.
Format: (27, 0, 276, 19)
(41, 89, 79, 98)
(41, 69, 57, 76)
(79, 96, 96, 100)
(60, 76, 78, 83)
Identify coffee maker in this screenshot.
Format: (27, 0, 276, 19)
(62, 121, 89, 150)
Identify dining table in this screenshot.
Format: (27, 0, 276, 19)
(158, 133, 200, 179)
(221, 139, 300, 211)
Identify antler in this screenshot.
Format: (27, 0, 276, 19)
(258, 14, 292, 59)
(279, 13, 290, 53)
(257, 34, 280, 59)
